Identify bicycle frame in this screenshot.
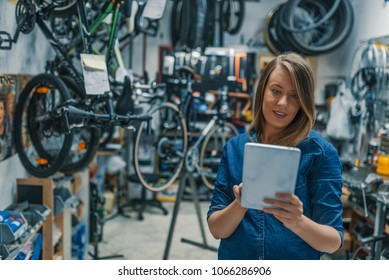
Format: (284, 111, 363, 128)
(44, 0, 126, 94)
(6, 0, 149, 128)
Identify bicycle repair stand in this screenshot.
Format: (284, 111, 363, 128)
(163, 171, 217, 260)
(103, 172, 132, 221)
(88, 181, 124, 260)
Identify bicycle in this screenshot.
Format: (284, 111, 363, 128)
(133, 66, 251, 192)
(1, 0, 152, 177)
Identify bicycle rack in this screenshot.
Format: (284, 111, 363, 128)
(0, 32, 12, 50)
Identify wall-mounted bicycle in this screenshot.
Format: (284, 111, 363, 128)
(0, 0, 152, 178)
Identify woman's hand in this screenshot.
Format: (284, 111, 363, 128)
(262, 193, 304, 230)
(263, 193, 342, 253)
(208, 183, 248, 239)
(233, 183, 245, 207)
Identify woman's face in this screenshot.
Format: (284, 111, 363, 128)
(262, 65, 301, 137)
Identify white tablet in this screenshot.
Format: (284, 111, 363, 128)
(241, 142, 301, 210)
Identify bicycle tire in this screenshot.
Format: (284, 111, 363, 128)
(286, 0, 354, 55)
(221, 0, 245, 35)
(59, 76, 101, 174)
(199, 122, 238, 190)
(263, 3, 286, 55)
(189, 0, 207, 49)
(133, 102, 188, 192)
(13, 73, 74, 178)
(203, 0, 216, 47)
(45, 0, 78, 18)
(170, 0, 183, 47)
(280, 0, 341, 33)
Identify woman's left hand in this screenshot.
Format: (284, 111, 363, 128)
(262, 193, 304, 229)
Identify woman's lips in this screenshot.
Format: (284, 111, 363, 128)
(273, 110, 287, 119)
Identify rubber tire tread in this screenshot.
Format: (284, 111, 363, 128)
(13, 73, 73, 178)
(286, 0, 354, 55)
(46, 0, 78, 18)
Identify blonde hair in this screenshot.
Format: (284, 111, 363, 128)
(248, 52, 315, 146)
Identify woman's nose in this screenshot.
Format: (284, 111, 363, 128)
(277, 95, 288, 106)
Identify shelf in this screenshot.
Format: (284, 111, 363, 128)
(1, 206, 50, 260)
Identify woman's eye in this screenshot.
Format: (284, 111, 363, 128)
(272, 89, 281, 95)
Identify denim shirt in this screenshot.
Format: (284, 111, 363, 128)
(207, 130, 344, 260)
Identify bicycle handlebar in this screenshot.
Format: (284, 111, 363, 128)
(64, 105, 151, 126)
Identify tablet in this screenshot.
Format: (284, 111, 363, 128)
(241, 142, 301, 210)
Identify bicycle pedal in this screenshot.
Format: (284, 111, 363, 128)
(0, 31, 12, 50)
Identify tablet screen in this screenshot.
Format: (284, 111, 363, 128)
(241, 143, 301, 210)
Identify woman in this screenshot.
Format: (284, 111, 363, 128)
(207, 52, 344, 260)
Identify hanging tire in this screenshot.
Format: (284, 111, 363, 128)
(44, 0, 78, 18)
(283, 0, 354, 55)
(13, 73, 74, 178)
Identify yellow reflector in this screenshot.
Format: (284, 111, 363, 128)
(77, 142, 86, 153)
(36, 87, 49, 94)
(36, 158, 48, 165)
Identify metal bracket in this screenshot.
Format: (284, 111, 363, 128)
(0, 32, 12, 50)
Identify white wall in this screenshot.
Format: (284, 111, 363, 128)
(0, 1, 41, 209)
(0, 155, 28, 208)
(0, 1, 55, 74)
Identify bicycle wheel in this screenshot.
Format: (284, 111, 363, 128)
(13, 73, 74, 178)
(285, 0, 354, 55)
(59, 76, 101, 174)
(199, 122, 238, 190)
(43, 0, 78, 17)
(221, 0, 245, 35)
(133, 102, 188, 192)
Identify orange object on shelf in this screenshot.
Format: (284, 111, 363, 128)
(376, 154, 389, 175)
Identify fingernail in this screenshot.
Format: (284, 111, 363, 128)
(239, 183, 243, 187)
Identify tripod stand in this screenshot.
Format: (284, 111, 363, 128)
(103, 171, 132, 221)
(163, 170, 217, 260)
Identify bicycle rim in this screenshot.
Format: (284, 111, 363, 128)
(133, 102, 188, 192)
(199, 122, 238, 190)
(13, 73, 73, 178)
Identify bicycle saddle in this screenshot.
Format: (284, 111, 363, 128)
(178, 66, 202, 82)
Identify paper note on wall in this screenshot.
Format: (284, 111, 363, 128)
(142, 0, 167, 19)
(80, 53, 110, 95)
